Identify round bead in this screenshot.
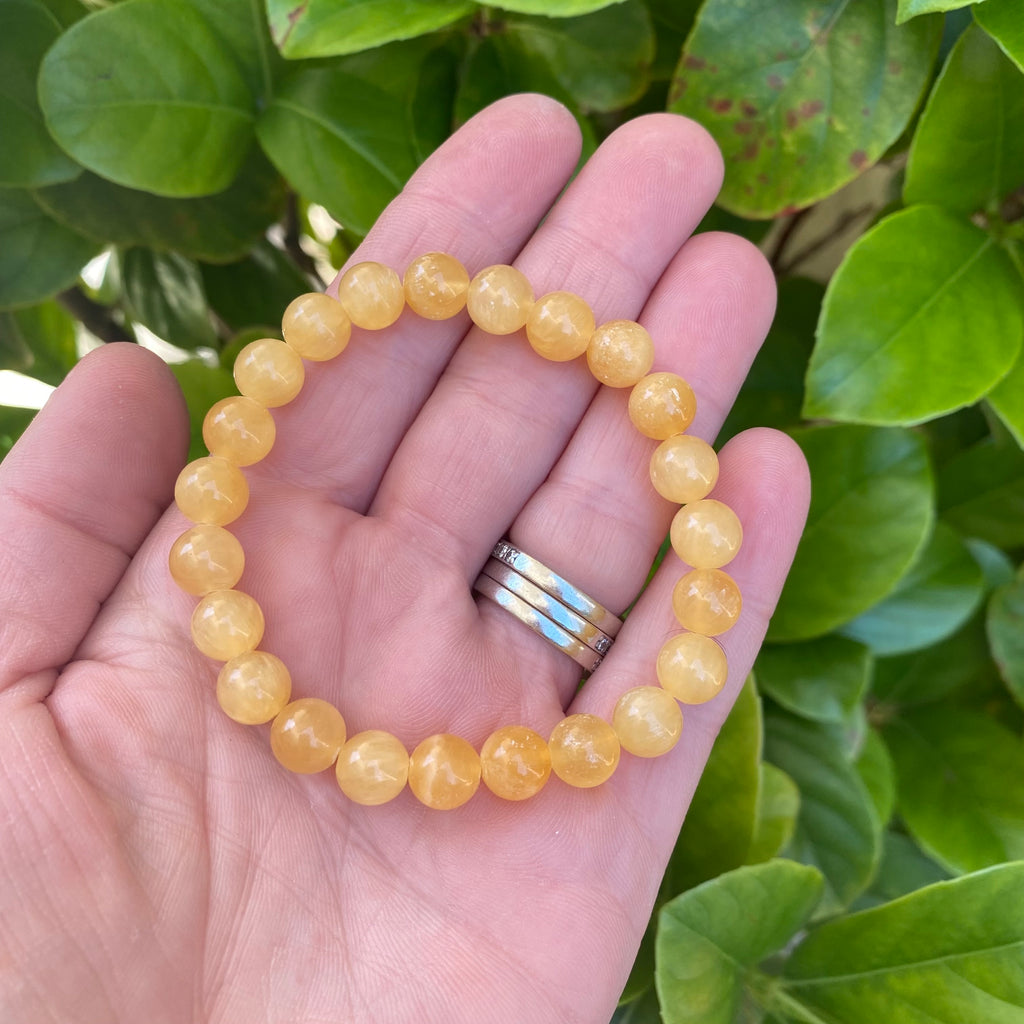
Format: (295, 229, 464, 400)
(174, 456, 249, 526)
(586, 320, 655, 387)
(216, 650, 292, 724)
(270, 697, 347, 774)
(408, 734, 481, 810)
(650, 435, 719, 504)
(548, 714, 620, 788)
(202, 396, 276, 467)
(466, 264, 534, 335)
(629, 372, 697, 439)
(336, 730, 409, 806)
(480, 726, 552, 801)
(612, 686, 683, 757)
(403, 252, 470, 320)
(168, 524, 244, 596)
(233, 338, 305, 408)
(670, 499, 744, 569)
(337, 261, 405, 329)
(281, 293, 351, 361)
(190, 589, 265, 660)
(672, 569, 742, 636)
(525, 291, 595, 361)
(657, 633, 728, 704)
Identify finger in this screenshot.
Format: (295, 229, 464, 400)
(269, 94, 582, 509)
(372, 113, 724, 569)
(0, 344, 188, 699)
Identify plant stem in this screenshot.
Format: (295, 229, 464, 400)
(57, 286, 134, 344)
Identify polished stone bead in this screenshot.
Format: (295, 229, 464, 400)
(670, 499, 743, 569)
(202, 396, 276, 467)
(612, 686, 683, 757)
(217, 650, 292, 724)
(650, 434, 719, 504)
(403, 252, 470, 320)
(174, 456, 249, 526)
(336, 730, 409, 805)
(190, 589, 265, 660)
(466, 264, 534, 335)
(480, 725, 551, 801)
(408, 734, 481, 810)
(586, 320, 655, 387)
(233, 338, 305, 408)
(337, 261, 405, 329)
(628, 372, 697, 439)
(672, 569, 742, 636)
(657, 633, 728, 704)
(270, 697, 347, 774)
(282, 292, 352, 361)
(168, 524, 244, 595)
(548, 714, 620, 788)
(526, 291, 595, 361)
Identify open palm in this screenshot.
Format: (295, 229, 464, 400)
(0, 96, 808, 1024)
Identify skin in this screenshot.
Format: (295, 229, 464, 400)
(0, 95, 809, 1024)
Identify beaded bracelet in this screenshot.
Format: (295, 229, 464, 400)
(168, 253, 743, 810)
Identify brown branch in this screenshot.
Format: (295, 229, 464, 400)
(775, 203, 878, 277)
(766, 207, 812, 273)
(56, 286, 135, 344)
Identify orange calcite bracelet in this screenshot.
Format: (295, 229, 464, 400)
(171, 251, 744, 809)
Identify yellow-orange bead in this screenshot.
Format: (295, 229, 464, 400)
(526, 290, 595, 361)
(233, 338, 305, 408)
(336, 730, 409, 806)
(466, 264, 534, 335)
(282, 293, 351, 361)
(337, 261, 404, 329)
(670, 499, 743, 569)
(216, 650, 292, 724)
(190, 589, 265, 660)
(480, 726, 551, 801)
(408, 734, 481, 810)
(587, 320, 655, 387)
(174, 456, 249, 526)
(270, 697, 347, 774)
(548, 714, 620, 788)
(629, 372, 697, 439)
(202, 396, 276, 467)
(657, 633, 728, 704)
(612, 686, 683, 757)
(672, 569, 742, 636)
(168, 524, 244, 595)
(403, 252, 469, 320)
(650, 435, 719, 504)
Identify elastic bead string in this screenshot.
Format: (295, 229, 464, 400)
(169, 253, 744, 810)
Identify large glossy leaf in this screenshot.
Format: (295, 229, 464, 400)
(644, 0, 702, 80)
(122, 249, 216, 349)
(38, 0, 255, 197)
(0, 301, 76, 386)
(0, 0, 80, 187)
(656, 860, 824, 1024)
(853, 728, 895, 830)
(769, 426, 933, 641)
(853, 830, 949, 910)
(746, 762, 800, 864)
(939, 438, 1024, 549)
(975, 0, 1024, 72)
(989, 249, 1024, 445)
(667, 0, 940, 217)
(987, 575, 1024, 710)
(897, 0, 985, 21)
(805, 206, 1023, 425)
(190, 0, 282, 104)
(494, 0, 626, 11)
(884, 706, 1024, 873)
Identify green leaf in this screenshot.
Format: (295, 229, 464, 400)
(122, 248, 216, 349)
(664, 679, 761, 894)
(989, 343, 1024, 449)
(783, 862, 1024, 1022)
(769, 425, 933, 642)
(897, 0, 984, 22)
(854, 727, 896, 829)
(0, 313, 33, 373)
(644, 0, 702, 80)
(190, 0, 282, 104)
(975, 0, 1024, 72)
(805, 206, 1023, 424)
(38, 0, 255, 197)
(746, 762, 800, 864)
(968, 537, 1017, 590)
(756, 636, 871, 724)
(883, 706, 1024, 873)
(853, 830, 950, 909)
(0, 187, 100, 309)
(494, 0, 625, 12)
(987, 575, 1024, 710)
(0, 301, 76, 386)
(765, 711, 881, 913)
(667, 0, 940, 218)
(170, 359, 236, 461)
(0, 405, 37, 458)
(611, 986, 661, 1024)
(267, 0, 472, 59)
(905, 25, 1024, 214)
(656, 860, 824, 1024)
(256, 67, 418, 236)
(939, 437, 1024, 549)
(0, 0, 80, 187)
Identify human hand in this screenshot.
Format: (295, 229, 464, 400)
(0, 95, 808, 1024)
